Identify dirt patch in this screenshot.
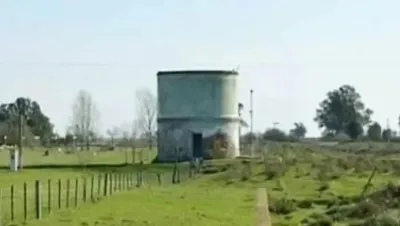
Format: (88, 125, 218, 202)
(256, 188, 272, 226)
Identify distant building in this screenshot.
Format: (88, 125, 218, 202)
(156, 70, 246, 162)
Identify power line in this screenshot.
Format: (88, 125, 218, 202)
(0, 61, 143, 68)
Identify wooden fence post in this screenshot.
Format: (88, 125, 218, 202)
(177, 163, 181, 184)
(172, 162, 177, 184)
(124, 173, 127, 190)
(90, 175, 94, 202)
(23, 182, 27, 221)
(131, 172, 134, 188)
(58, 179, 61, 209)
(123, 172, 128, 190)
(132, 172, 136, 187)
(157, 173, 162, 185)
(74, 178, 78, 207)
(10, 185, 14, 222)
(136, 171, 140, 187)
(119, 173, 122, 190)
(82, 177, 87, 203)
(66, 179, 70, 208)
(34, 180, 41, 220)
(109, 173, 113, 195)
(116, 173, 120, 191)
(97, 174, 101, 198)
(0, 188, 3, 224)
(47, 180, 51, 213)
(120, 173, 123, 190)
(189, 162, 193, 179)
(131, 171, 136, 188)
(103, 173, 108, 196)
(0, 188, 3, 225)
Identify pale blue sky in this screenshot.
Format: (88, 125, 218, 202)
(0, 0, 399, 136)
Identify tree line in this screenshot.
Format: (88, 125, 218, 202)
(2, 83, 396, 150)
(0, 88, 157, 167)
(244, 84, 399, 142)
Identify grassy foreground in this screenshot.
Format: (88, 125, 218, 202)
(23, 182, 254, 226)
(5, 143, 400, 225)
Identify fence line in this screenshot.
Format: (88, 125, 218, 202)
(0, 161, 199, 225)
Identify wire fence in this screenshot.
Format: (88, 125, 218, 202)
(0, 162, 196, 225)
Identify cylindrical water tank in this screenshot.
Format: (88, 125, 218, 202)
(157, 70, 240, 162)
(157, 70, 238, 119)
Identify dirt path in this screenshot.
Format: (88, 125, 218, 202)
(256, 188, 272, 226)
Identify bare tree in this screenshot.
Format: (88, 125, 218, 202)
(135, 88, 157, 151)
(131, 119, 142, 163)
(106, 126, 120, 147)
(71, 90, 99, 151)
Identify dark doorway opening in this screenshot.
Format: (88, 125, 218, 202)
(192, 133, 203, 158)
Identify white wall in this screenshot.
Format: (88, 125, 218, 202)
(157, 119, 240, 161)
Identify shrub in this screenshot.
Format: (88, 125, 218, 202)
(363, 215, 400, 226)
(269, 197, 296, 215)
(347, 200, 381, 219)
(202, 166, 219, 174)
(264, 166, 282, 180)
(313, 198, 334, 206)
(317, 182, 330, 197)
(240, 160, 252, 181)
(307, 213, 333, 226)
(337, 158, 352, 170)
(315, 168, 330, 182)
(297, 199, 313, 209)
(325, 204, 354, 221)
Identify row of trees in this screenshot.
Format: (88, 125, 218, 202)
(313, 84, 400, 141)
(67, 88, 157, 150)
(257, 84, 399, 142)
(1, 82, 395, 165)
(250, 121, 396, 143)
(0, 88, 157, 168)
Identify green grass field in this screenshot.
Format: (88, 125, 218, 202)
(0, 147, 157, 166)
(23, 183, 254, 226)
(1, 144, 400, 225)
(0, 147, 163, 225)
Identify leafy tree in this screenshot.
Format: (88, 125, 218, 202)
(241, 132, 257, 145)
(367, 122, 382, 141)
(0, 97, 54, 168)
(345, 121, 363, 140)
(314, 85, 373, 136)
(289, 122, 307, 139)
(262, 128, 287, 141)
(382, 129, 392, 141)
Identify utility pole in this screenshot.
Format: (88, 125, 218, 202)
(238, 103, 243, 155)
(18, 112, 24, 169)
(250, 89, 254, 156)
(386, 118, 391, 143)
